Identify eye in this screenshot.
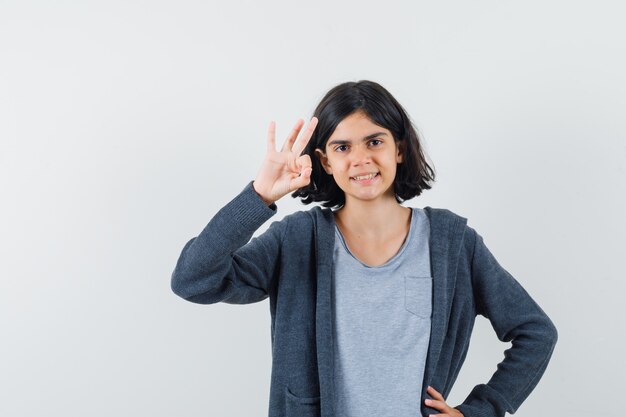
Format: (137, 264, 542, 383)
(334, 139, 382, 152)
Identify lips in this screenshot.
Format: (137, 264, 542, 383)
(350, 172, 379, 180)
(350, 172, 380, 182)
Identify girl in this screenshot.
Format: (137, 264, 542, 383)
(171, 80, 558, 417)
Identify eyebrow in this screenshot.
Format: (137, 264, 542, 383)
(327, 132, 388, 146)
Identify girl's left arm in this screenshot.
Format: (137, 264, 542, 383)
(455, 226, 558, 417)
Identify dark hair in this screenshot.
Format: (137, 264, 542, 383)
(291, 80, 436, 208)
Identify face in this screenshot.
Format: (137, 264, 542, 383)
(314, 111, 403, 205)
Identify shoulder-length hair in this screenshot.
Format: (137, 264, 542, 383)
(291, 80, 436, 208)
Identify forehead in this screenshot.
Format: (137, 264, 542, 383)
(328, 111, 390, 141)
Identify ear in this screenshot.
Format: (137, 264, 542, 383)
(396, 141, 404, 164)
(315, 148, 333, 175)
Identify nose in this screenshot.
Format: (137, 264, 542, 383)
(350, 143, 372, 166)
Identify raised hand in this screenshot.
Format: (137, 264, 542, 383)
(252, 117, 318, 205)
(424, 386, 464, 417)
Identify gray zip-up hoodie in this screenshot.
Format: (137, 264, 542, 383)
(171, 181, 558, 417)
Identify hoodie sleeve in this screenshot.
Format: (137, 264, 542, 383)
(455, 227, 558, 417)
(170, 180, 287, 305)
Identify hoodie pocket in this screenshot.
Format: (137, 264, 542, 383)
(405, 276, 433, 318)
(285, 386, 321, 417)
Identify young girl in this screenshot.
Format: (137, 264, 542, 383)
(171, 80, 558, 417)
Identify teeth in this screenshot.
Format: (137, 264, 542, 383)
(352, 173, 377, 181)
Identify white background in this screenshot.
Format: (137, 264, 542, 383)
(1, 1, 624, 416)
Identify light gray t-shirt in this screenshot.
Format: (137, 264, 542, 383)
(331, 207, 432, 417)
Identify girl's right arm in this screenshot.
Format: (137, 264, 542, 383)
(170, 180, 286, 304)
(170, 117, 318, 304)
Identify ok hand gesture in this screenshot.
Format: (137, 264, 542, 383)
(252, 117, 318, 205)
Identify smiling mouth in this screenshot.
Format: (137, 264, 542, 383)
(350, 172, 380, 181)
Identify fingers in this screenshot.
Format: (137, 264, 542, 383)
(289, 154, 312, 180)
(427, 385, 444, 400)
(292, 117, 318, 156)
(288, 154, 313, 191)
(272, 117, 318, 157)
(280, 119, 305, 152)
(297, 154, 312, 171)
(425, 399, 446, 409)
(425, 386, 462, 416)
(290, 164, 312, 190)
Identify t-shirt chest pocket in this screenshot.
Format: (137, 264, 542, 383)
(404, 276, 433, 318)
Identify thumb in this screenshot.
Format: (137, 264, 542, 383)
(291, 166, 312, 189)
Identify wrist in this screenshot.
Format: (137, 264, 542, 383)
(252, 181, 274, 206)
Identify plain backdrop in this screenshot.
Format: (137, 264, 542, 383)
(1, 1, 625, 416)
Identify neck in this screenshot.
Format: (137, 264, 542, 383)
(333, 195, 411, 239)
